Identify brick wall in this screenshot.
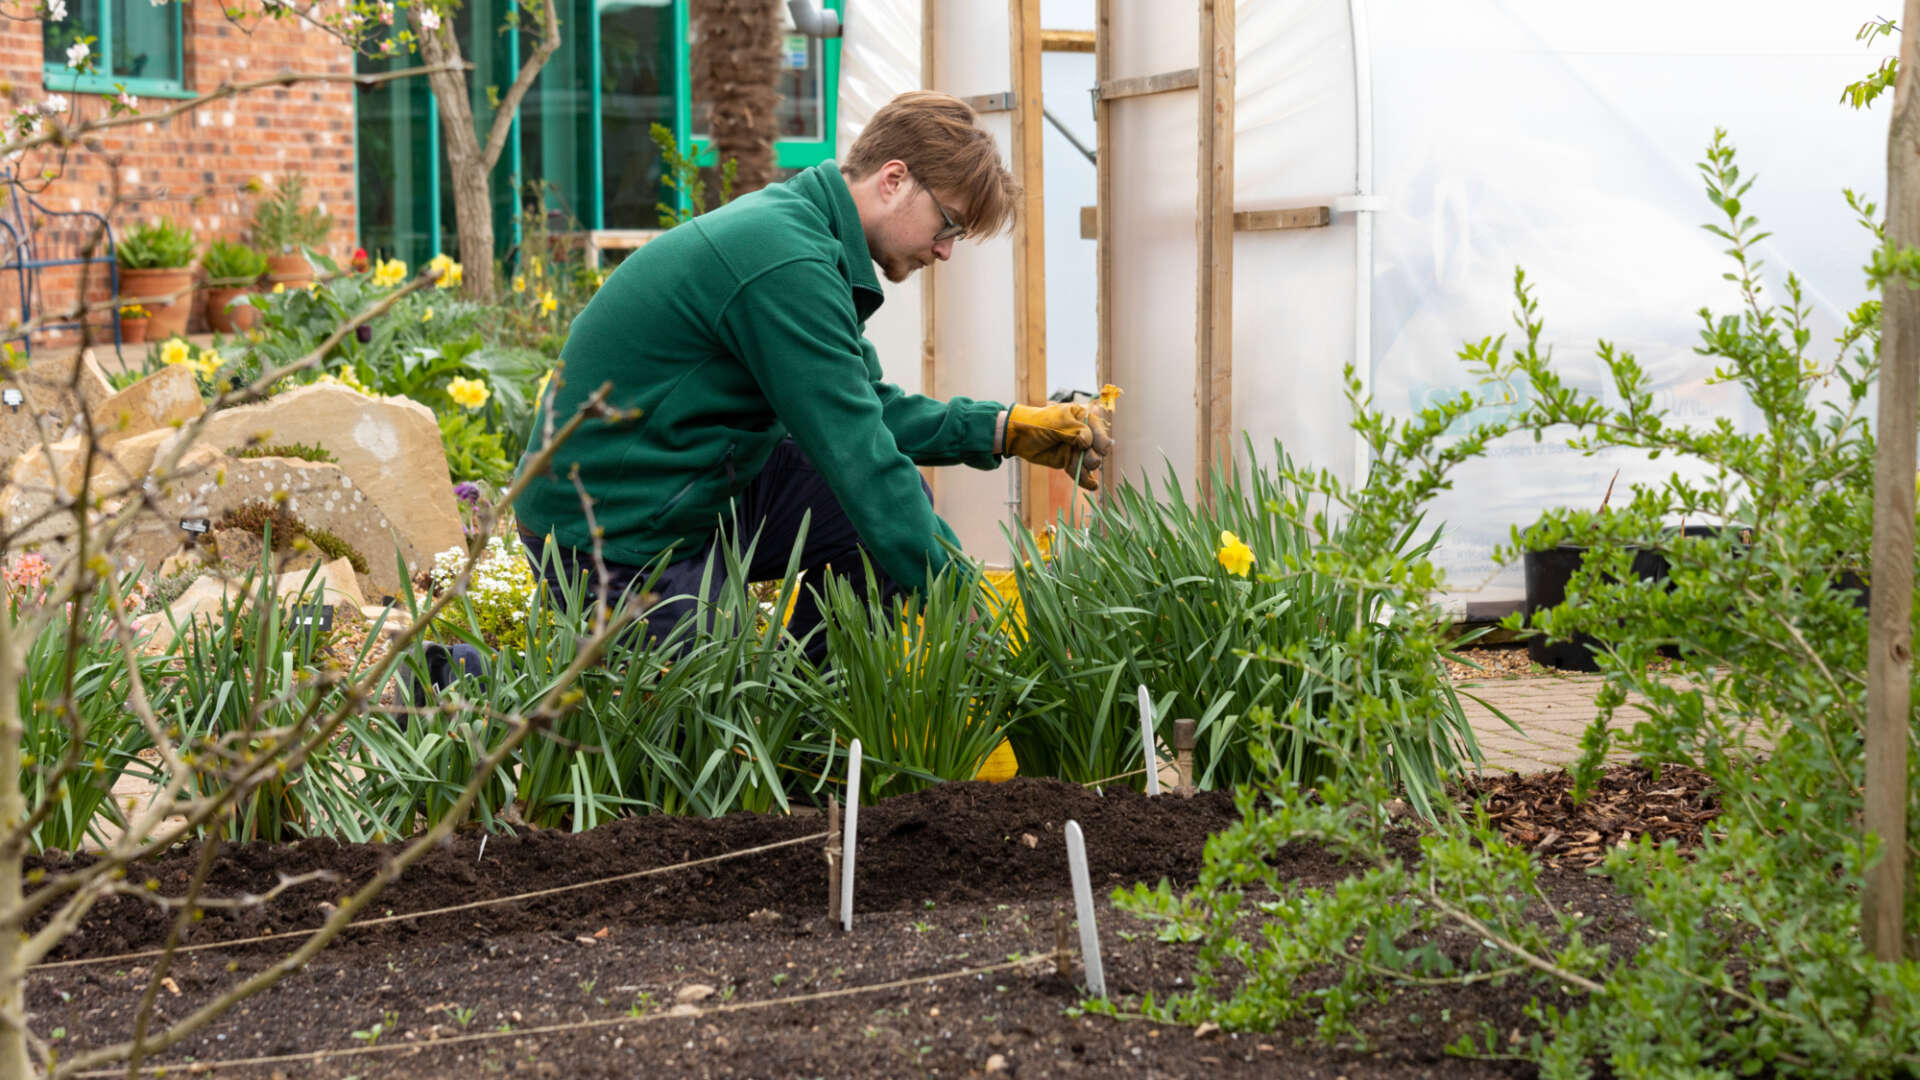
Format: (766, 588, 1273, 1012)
(3, 4, 359, 343)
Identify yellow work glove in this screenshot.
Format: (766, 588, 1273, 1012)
(997, 402, 1115, 491)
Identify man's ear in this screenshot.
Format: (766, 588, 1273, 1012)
(879, 160, 911, 200)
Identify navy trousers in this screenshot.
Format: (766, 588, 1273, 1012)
(520, 438, 927, 663)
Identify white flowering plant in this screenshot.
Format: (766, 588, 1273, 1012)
(427, 536, 539, 652)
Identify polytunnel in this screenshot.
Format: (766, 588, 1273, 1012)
(832, 0, 1893, 609)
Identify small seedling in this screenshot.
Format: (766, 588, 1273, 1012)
(771, 972, 789, 987)
(439, 1003, 477, 1029)
(351, 1011, 399, 1046)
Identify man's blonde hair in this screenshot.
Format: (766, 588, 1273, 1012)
(843, 90, 1019, 239)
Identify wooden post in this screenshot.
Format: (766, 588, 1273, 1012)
(1194, 0, 1235, 502)
(921, 0, 941, 500)
(1864, 0, 1919, 964)
(826, 796, 841, 923)
(1009, 0, 1049, 529)
(1173, 718, 1197, 789)
(1093, 0, 1115, 507)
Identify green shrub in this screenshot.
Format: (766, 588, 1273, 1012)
(115, 218, 196, 270)
(202, 238, 268, 283)
(1111, 132, 1920, 1078)
(249, 172, 334, 254)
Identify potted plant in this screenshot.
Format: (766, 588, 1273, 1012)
(248, 172, 334, 286)
(201, 239, 268, 333)
(117, 304, 150, 344)
(115, 218, 198, 338)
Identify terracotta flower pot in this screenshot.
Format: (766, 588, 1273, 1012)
(119, 266, 196, 338)
(203, 286, 259, 334)
(119, 316, 150, 344)
(266, 253, 315, 288)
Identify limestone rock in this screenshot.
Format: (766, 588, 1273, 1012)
(136, 556, 365, 653)
(94, 364, 203, 450)
(155, 383, 463, 577)
(0, 348, 115, 476)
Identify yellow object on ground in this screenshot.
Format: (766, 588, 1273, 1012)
(975, 738, 1019, 782)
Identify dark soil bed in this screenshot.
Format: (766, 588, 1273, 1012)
(27, 773, 1683, 1078)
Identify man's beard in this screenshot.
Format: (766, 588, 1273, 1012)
(881, 254, 926, 284)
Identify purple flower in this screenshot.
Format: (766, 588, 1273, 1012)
(453, 482, 482, 505)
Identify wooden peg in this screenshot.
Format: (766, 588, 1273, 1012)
(1173, 719, 1196, 794)
(826, 797, 841, 923)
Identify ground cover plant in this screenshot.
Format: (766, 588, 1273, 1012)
(1107, 134, 1920, 1079)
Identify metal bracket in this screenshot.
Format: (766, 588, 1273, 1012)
(963, 91, 1016, 114)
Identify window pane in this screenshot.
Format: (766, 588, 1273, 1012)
(42, 1, 101, 72)
(519, 0, 597, 232)
(437, 0, 520, 260)
(113, 0, 182, 84)
(598, 0, 676, 227)
(355, 35, 437, 266)
(772, 29, 821, 140)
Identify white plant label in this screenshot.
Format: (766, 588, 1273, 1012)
(1064, 821, 1106, 997)
(1138, 685, 1160, 796)
(840, 738, 862, 932)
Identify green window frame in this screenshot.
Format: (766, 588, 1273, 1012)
(41, 0, 191, 99)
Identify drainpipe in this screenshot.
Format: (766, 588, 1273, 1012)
(788, 0, 842, 37)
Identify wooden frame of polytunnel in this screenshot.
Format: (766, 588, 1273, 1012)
(839, 0, 1368, 561)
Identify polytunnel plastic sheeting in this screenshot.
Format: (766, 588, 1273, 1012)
(1366, 0, 1892, 602)
(837, 0, 925, 397)
(1231, 0, 1361, 486)
(1102, 0, 1201, 495)
(926, 1, 1022, 560)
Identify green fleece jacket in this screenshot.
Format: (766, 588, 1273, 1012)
(513, 163, 1005, 591)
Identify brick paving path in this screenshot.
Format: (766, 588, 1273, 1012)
(1457, 676, 1627, 774)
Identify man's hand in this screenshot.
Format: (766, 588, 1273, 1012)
(998, 402, 1115, 491)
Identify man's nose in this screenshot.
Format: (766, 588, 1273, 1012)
(933, 237, 955, 261)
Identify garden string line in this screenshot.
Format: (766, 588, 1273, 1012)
(1080, 767, 1147, 788)
(32, 831, 831, 972)
(70, 954, 1054, 1077)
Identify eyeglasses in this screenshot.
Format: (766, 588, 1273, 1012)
(909, 169, 967, 243)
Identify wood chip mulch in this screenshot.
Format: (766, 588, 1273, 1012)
(1457, 763, 1720, 866)
(1444, 644, 1677, 682)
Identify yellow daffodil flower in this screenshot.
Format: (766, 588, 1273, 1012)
(512, 274, 526, 294)
(371, 258, 407, 288)
(159, 338, 191, 367)
(447, 375, 490, 410)
(428, 253, 463, 288)
(272, 282, 286, 294)
(421, 307, 434, 323)
(539, 289, 557, 316)
(1099, 383, 1123, 412)
(1216, 530, 1255, 577)
(195, 349, 221, 377)
(529, 255, 543, 279)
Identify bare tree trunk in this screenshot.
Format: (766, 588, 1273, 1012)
(692, 0, 781, 196)
(1865, 0, 1919, 965)
(413, 0, 561, 301)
